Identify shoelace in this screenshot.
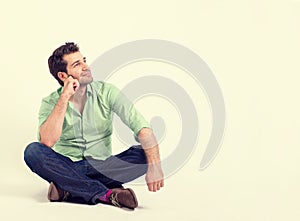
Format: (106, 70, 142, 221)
(109, 193, 121, 207)
(62, 191, 70, 201)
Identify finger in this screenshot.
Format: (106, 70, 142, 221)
(149, 182, 158, 192)
(63, 76, 70, 83)
(153, 182, 160, 192)
(73, 80, 80, 91)
(156, 185, 160, 191)
(64, 76, 75, 87)
(157, 181, 163, 190)
(73, 82, 78, 91)
(65, 75, 72, 82)
(153, 185, 157, 192)
(147, 182, 151, 191)
(152, 183, 157, 192)
(148, 183, 154, 192)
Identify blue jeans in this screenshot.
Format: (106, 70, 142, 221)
(24, 142, 148, 204)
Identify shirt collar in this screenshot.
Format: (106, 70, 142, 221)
(86, 83, 93, 96)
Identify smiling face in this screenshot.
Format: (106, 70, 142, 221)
(59, 51, 93, 86)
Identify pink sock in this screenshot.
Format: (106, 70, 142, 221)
(99, 189, 112, 202)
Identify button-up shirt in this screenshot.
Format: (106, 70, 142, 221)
(37, 81, 150, 161)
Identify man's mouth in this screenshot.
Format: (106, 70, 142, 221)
(82, 70, 91, 77)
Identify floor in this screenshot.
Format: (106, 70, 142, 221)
(1, 146, 299, 221)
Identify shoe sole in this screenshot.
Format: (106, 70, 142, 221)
(48, 182, 58, 202)
(126, 188, 138, 209)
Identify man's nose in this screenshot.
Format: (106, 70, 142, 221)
(82, 62, 89, 70)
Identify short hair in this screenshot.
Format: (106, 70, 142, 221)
(48, 42, 79, 86)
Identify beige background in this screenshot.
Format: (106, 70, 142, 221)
(1, 0, 300, 220)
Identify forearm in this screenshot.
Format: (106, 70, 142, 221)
(40, 94, 69, 147)
(138, 127, 164, 191)
(138, 128, 161, 164)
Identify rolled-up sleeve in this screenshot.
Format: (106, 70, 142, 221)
(37, 95, 57, 141)
(105, 83, 151, 142)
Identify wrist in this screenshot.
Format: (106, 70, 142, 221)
(60, 92, 72, 101)
(147, 157, 161, 165)
(144, 146, 161, 163)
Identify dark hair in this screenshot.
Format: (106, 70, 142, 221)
(48, 42, 79, 86)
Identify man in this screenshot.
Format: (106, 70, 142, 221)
(24, 42, 164, 209)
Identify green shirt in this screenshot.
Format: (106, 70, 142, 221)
(38, 81, 150, 162)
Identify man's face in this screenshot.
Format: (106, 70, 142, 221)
(63, 51, 93, 86)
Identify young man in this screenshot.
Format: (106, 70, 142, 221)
(24, 42, 164, 209)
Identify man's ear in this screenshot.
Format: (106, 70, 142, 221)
(57, 72, 68, 82)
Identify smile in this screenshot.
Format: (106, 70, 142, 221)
(82, 70, 91, 77)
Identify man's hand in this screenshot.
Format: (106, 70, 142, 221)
(40, 76, 79, 147)
(62, 76, 80, 99)
(145, 162, 164, 192)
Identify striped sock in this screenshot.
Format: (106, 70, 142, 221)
(99, 189, 112, 202)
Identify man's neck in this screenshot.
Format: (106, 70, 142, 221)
(70, 85, 87, 104)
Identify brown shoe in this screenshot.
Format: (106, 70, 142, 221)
(47, 182, 70, 202)
(108, 188, 138, 209)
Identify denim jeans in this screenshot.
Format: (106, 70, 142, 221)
(24, 142, 148, 204)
